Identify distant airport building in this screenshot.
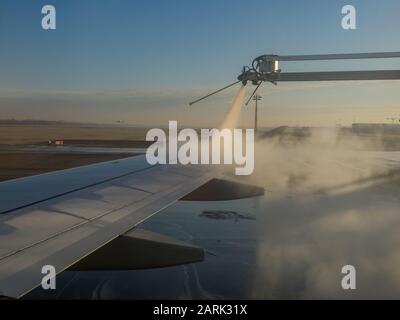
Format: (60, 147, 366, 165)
(352, 123, 400, 135)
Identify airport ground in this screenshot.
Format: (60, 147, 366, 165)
(3, 124, 400, 298)
(0, 125, 151, 181)
(1, 124, 400, 182)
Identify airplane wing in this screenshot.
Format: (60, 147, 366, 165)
(0, 155, 262, 299)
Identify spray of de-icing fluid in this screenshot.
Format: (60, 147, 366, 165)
(145, 85, 255, 175)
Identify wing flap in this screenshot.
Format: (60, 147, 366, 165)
(0, 208, 83, 258)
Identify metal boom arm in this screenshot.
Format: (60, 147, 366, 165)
(276, 70, 400, 82)
(189, 51, 400, 105)
(277, 51, 400, 61)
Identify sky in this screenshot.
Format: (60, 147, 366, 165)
(0, 0, 400, 127)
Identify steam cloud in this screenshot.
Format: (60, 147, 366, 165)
(248, 127, 400, 299)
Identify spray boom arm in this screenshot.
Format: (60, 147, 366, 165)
(189, 51, 400, 106)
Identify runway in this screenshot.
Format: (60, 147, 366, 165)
(0, 145, 147, 154)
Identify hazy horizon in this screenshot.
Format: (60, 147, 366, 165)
(1, 0, 400, 127)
